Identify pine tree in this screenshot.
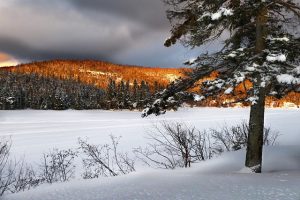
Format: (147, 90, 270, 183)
(132, 79, 138, 100)
(125, 80, 131, 107)
(143, 0, 300, 173)
(118, 80, 126, 108)
(139, 80, 146, 102)
(106, 78, 117, 109)
(132, 79, 139, 108)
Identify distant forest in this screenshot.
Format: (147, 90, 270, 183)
(0, 60, 299, 110)
(0, 71, 168, 110)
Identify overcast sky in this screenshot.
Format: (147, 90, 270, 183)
(0, 0, 218, 67)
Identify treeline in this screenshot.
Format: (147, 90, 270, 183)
(0, 71, 166, 110)
(0, 71, 106, 110)
(0, 68, 299, 110)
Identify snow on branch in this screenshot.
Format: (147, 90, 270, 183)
(268, 36, 290, 42)
(277, 74, 300, 84)
(200, 7, 233, 21)
(266, 54, 287, 62)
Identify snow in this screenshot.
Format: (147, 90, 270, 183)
(141, 107, 150, 116)
(167, 97, 176, 103)
(222, 8, 234, 16)
(210, 8, 234, 20)
(224, 87, 233, 94)
(227, 52, 237, 58)
(247, 96, 259, 105)
(3, 146, 300, 200)
(269, 37, 290, 42)
(193, 94, 205, 101)
(79, 69, 116, 77)
(186, 57, 197, 64)
(294, 66, 300, 75)
(261, 81, 266, 87)
(153, 98, 162, 105)
(246, 63, 259, 72)
(266, 54, 287, 62)
(238, 167, 256, 174)
(211, 12, 222, 20)
(283, 102, 298, 108)
(277, 74, 300, 84)
(238, 165, 261, 174)
(1, 108, 300, 199)
(235, 74, 245, 83)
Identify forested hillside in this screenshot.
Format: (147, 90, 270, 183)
(2, 60, 184, 90)
(0, 60, 299, 110)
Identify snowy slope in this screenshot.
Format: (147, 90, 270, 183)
(3, 146, 300, 200)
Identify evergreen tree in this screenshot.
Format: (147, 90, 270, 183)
(118, 80, 126, 108)
(139, 80, 146, 101)
(107, 78, 116, 101)
(131, 79, 139, 108)
(125, 80, 131, 107)
(132, 79, 138, 101)
(143, 0, 300, 173)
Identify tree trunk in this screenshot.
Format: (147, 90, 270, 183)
(245, 6, 268, 173)
(245, 81, 266, 173)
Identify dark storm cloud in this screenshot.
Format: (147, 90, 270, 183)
(0, 36, 114, 62)
(68, 0, 169, 28)
(0, 0, 197, 67)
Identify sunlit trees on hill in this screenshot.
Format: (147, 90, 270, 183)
(3, 60, 181, 90)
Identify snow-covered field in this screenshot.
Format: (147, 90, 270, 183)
(1, 108, 300, 200)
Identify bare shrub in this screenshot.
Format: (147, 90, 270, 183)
(0, 138, 14, 196)
(211, 121, 279, 153)
(0, 138, 41, 196)
(192, 130, 215, 161)
(263, 127, 279, 146)
(135, 121, 279, 170)
(134, 122, 213, 169)
(9, 161, 40, 193)
(79, 135, 135, 179)
(40, 149, 78, 184)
